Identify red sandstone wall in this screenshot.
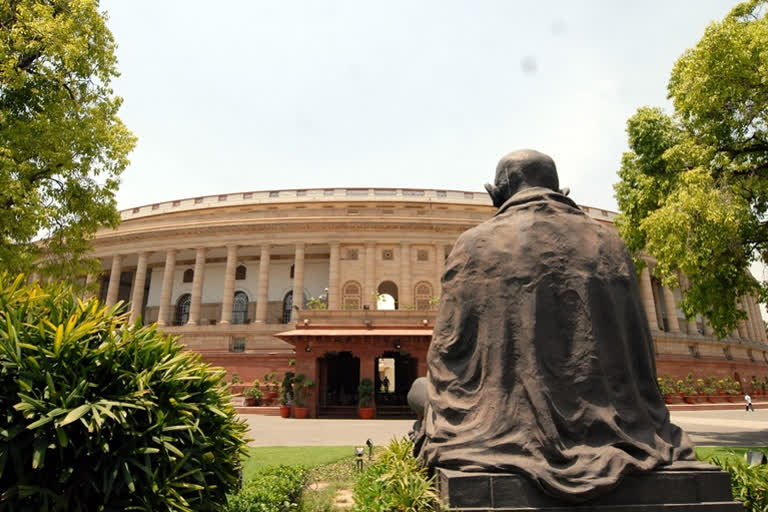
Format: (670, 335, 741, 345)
(199, 352, 293, 385)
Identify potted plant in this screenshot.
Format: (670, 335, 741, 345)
(243, 380, 263, 406)
(292, 373, 315, 419)
(279, 371, 294, 418)
(358, 377, 375, 419)
(263, 372, 279, 401)
(657, 375, 675, 404)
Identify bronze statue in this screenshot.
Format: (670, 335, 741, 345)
(412, 150, 698, 503)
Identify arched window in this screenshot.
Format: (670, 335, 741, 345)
(415, 281, 433, 311)
(235, 265, 247, 280)
(174, 294, 191, 325)
(377, 281, 398, 310)
(282, 291, 293, 324)
(342, 281, 362, 310)
(182, 269, 194, 283)
(232, 291, 249, 324)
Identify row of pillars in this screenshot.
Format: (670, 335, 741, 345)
(638, 265, 766, 343)
(102, 241, 450, 325)
(104, 243, 306, 326)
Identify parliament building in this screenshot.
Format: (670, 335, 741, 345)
(85, 187, 768, 417)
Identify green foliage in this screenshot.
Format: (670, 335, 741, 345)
(614, 0, 768, 337)
(280, 372, 295, 406)
(711, 456, 768, 511)
(0, 0, 136, 284)
(231, 372, 243, 385)
(305, 298, 327, 310)
(225, 465, 310, 512)
(358, 378, 374, 408)
(292, 374, 314, 408)
(353, 438, 439, 512)
(0, 274, 249, 511)
(657, 374, 676, 396)
(263, 373, 278, 392)
(244, 384, 263, 404)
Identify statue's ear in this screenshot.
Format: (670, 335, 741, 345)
(560, 187, 570, 197)
(484, 183, 504, 208)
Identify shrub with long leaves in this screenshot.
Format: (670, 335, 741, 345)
(353, 438, 439, 512)
(0, 274, 249, 511)
(711, 456, 768, 512)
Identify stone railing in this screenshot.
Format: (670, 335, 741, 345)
(119, 187, 618, 222)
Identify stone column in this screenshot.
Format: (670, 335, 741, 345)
(255, 244, 271, 323)
(662, 285, 680, 333)
(679, 274, 699, 336)
(703, 319, 714, 337)
(400, 242, 412, 309)
(83, 272, 96, 299)
(157, 249, 177, 326)
(435, 243, 445, 298)
(129, 252, 149, 324)
(639, 265, 658, 331)
(364, 242, 376, 308)
(736, 298, 748, 340)
(188, 248, 207, 325)
(749, 295, 765, 341)
(328, 242, 340, 310)
(220, 245, 239, 324)
(105, 254, 123, 307)
(291, 243, 306, 321)
(742, 297, 756, 342)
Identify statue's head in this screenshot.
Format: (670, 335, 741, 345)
(484, 149, 560, 208)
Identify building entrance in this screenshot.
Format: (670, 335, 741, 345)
(375, 350, 418, 418)
(318, 351, 360, 417)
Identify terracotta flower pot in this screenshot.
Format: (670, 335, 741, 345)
(280, 405, 291, 418)
(664, 396, 673, 404)
(294, 407, 309, 419)
(683, 396, 696, 404)
(268, 391, 279, 400)
(359, 407, 374, 419)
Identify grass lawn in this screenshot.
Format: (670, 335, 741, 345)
(696, 446, 768, 465)
(242, 446, 355, 481)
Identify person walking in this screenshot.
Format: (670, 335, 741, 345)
(745, 393, 755, 412)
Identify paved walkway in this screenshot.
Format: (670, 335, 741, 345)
(242, 409, 768, 447)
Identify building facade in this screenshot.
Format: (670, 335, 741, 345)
(85, 187, 768, 417)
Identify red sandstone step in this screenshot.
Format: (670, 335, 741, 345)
(235, 406, 280, 416)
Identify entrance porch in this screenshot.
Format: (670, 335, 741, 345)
(276, 310, 434, 418)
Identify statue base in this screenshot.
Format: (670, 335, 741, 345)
(436, 463, 743, 511)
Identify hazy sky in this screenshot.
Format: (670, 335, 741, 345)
(102, 1, 737, 212)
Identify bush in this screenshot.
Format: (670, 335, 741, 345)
(225, 465, 309, 512)
(711, 456, 768, 512)
(0, 275, 249, 511)
(353, 438, 438, 512)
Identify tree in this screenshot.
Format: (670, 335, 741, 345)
(614, 0, 768, 338)
(0, 0, 136, 285)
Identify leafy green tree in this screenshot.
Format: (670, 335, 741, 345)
(0, 0, 136, 284)
(614, 0, 768, 337)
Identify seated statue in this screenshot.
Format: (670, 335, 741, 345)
(412, 149, 697, 502)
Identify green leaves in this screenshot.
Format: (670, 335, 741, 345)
(0, 274, 249, 510)
(614, 0, 768, 336)
(0, 0, 137, 286)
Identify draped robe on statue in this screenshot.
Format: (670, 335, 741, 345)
(416, 187, 697, 502)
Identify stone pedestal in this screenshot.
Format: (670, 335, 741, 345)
(436, 465, 742, 511)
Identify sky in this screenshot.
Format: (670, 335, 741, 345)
(102, 1, 738, 213)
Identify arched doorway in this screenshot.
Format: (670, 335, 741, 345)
(318, 352, 360, 417)
(375, 350, 418, 417)
(282, 291, 293, 324)
(377, 281, 398, 310)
